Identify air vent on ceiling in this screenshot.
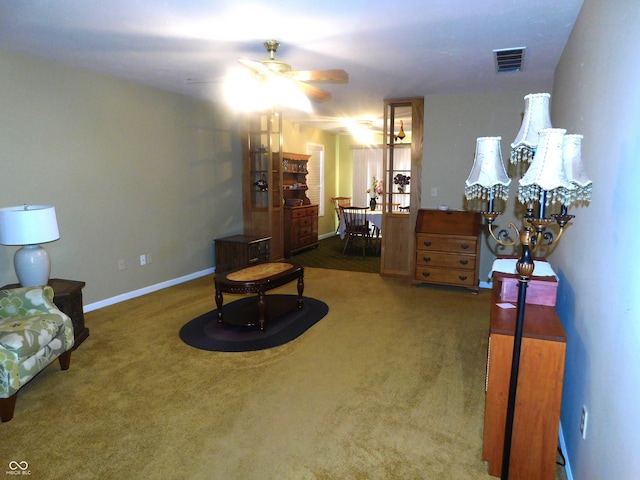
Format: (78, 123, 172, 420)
(493, 47, 525, 73)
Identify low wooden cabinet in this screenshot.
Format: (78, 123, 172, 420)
(483, 273, 566, 479)
(214, 235, 271, 274)
(284, 205, 318, 257)
(413, 209, 482, 292)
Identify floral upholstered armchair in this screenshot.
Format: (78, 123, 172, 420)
(0, 286, 74, 422)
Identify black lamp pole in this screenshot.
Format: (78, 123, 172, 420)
(500, 226, 535, 480)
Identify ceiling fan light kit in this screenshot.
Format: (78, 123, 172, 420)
(225, 40, 348, 112)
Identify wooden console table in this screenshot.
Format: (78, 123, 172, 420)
(483, 272, 566, 478)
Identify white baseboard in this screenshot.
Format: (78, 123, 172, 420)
(84, 267, 216, 312)
(558, 422, 574, 480)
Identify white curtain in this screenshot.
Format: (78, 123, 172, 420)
(352, 146, 411, 206)
(393, 147, 411, 174)
(306, 143, 324, 216)
(352, 147, 383, 206)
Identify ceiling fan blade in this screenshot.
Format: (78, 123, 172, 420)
(238, 58, 273, 76)
(293, 80, 332, 103)
(239, 54, 334, 103)
(291, 69, 349, 84)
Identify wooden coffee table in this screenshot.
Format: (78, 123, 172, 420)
(214, 262, 304, 332)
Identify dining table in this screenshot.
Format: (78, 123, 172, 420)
(339, 210, 383, 240)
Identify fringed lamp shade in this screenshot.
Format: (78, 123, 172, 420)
(465, 136, 511, 206)
(510, 93, 552, 164)
(562, 134, 593, 206)
(518, 128, 572, 207)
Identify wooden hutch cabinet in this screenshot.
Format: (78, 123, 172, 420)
(483, 272, 566, 479)
(413, 209, 482, 292)
(279, 152, 319, 256)
(242, 112, 284, 261)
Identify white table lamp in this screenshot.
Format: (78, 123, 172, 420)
(0, 205, 60, 287)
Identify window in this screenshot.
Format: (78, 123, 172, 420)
(306, 143, 325, 216)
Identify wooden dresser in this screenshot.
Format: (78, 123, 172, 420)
(483, 272, 566, 479)
(283, 204, 319, 257)
(413, 209, 482, 292)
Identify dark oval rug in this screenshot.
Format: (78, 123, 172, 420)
(179, 295, 329, 352)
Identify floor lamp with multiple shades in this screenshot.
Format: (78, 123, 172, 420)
(0, 204, 60, 287)
(464, 93, 592, 479)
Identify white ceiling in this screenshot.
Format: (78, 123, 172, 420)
(0, 0, 583, 133)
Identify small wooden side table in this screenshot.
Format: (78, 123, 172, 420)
(2, 278, 89, 350)
(214, 235, 271, 274)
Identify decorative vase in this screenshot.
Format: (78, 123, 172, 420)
(398, 185, 405, 194)
(369, 198, 377, 210)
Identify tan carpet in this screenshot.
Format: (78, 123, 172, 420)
(0, 268, 566, 479)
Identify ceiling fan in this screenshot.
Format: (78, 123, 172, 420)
(238, 40, 349, 103)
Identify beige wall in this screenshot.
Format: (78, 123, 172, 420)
(549, 1, 640, 478)
(422, 90, 535, 281)
(0, 49, 243, 305)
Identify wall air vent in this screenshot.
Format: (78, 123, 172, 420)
(493, 47, 525, 73)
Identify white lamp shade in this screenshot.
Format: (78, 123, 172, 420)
(562, 134, 593, 205)
(518, 128, 572, 206)
(465, 136, 511, 201)
(0, 205, 60, 245)
(510, 93, 552, 164)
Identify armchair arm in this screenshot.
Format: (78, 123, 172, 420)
(0, 286, 59, 319)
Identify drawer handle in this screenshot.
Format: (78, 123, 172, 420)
(458, 275, 468, 281)
(423, 241, 432, 247)
(422, 256, 432, 263)
(460, 244, 470, 250)
(459, 259, 469, 265)
(422, 272, 431, 278)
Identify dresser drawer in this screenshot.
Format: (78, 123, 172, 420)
(299, 216, 312, 227)
(299, 225, 311, 237)
(416, 233, 477, 253)
(415, 266, 476, 286)
(415, 251, 476, 270)
(291, 208, 307, 219)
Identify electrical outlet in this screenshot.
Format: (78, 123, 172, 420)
(139, 254, 146, 266)
(118, 259, 125, 271)
(431, 187, 438, 197)
(580, 405, 588, 439)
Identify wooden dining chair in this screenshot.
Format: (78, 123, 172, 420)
(339, 206, 370, 256)
(331, 197, 352, 234)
